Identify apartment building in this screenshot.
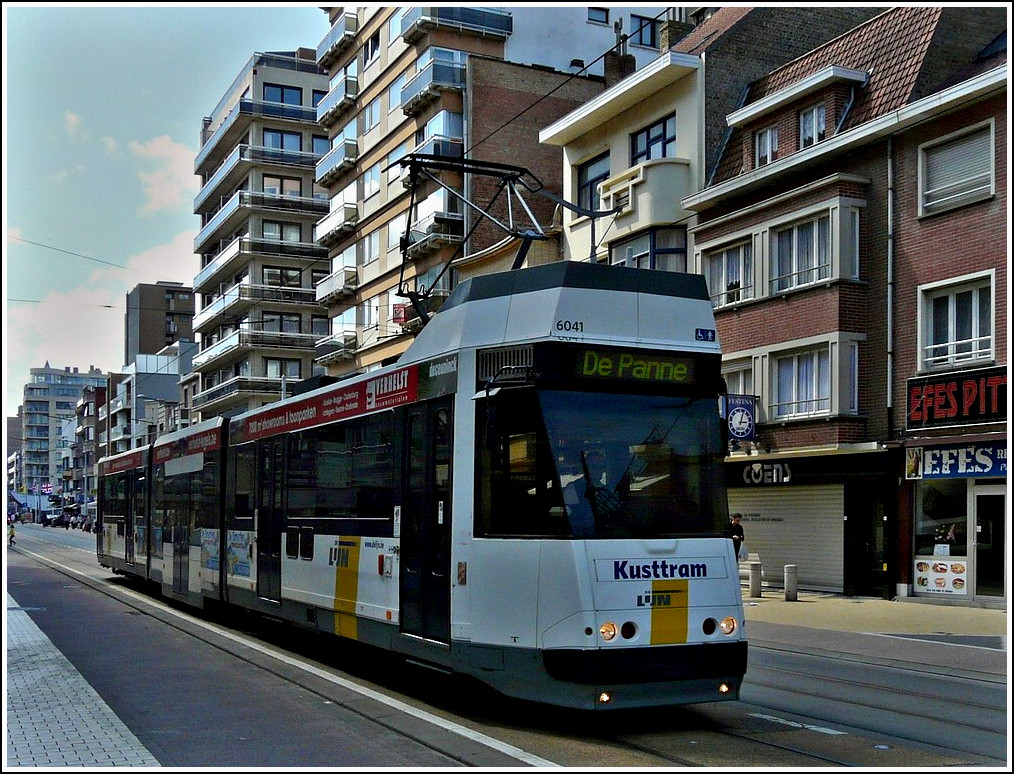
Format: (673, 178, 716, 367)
(191, 49, 331, 419)
(67, 384, 106, 519)
(311, 6, 668, 377)
(20, 364, 107, 499)
(680, 7, 1007, 604)
(125, 281, 195, 364)
(539, 7, 884, 269)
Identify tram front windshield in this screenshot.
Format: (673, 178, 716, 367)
(475, 388, 729, 539)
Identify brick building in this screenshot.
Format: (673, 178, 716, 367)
(682, 7, 1007, 604)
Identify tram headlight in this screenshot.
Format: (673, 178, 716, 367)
(719, 616, 737, 635)
(599, 621, 618, 641)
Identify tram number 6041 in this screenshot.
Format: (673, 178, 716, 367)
(556, 320, 585, 333)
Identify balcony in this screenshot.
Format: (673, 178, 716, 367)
(401, 7, 512, 44)
(598, 158, 692, 222)
(196, 99, 319, 174)
(315, 138, 359, 187)
(193, 283, 318, 332)
(316, 11, 359, 69)
(193, 329, 319, 370)
(195, 236, 327, 295)
(192, 376, 286, 411)
(315, 330, 359, 364)
(317, 75, 359, 128)
(396, 290, 450, 333)
(195, 144, 319, 211)
(402, 61, 466, 116)
(316, 265, 359, 304)
(195, 191, 329, 254)
(314, 202, 359, 247)
(405, 212, 465, 260)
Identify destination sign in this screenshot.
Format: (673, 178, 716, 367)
(576, 348, 696, 385)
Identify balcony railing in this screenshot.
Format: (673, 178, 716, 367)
(196, 99, 319, 173)
(402, 61, 466, 116)
(401, 7, 512, 43)
(194, 283, 318, 331)
(192, 376, 286, 409)
(314, 203, 359, 246)
(316, 265, 359, 304)
(316, 138, 359, 187)
(195, 236, 326, 293)
(195, 191, 329, 252)
(406, 212, 465, 260)
(196, 144, 319, 211)
(317, 11, 359, 69)
(193, 329, 319, 369)
(317, 76, 359, 127)
(314, 330, 359, 363)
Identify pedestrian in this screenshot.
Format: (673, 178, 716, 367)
(727, 513, 745, 560)
(8, 522, 15, 546)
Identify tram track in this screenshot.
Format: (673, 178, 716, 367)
(10, 529, 1003, 768)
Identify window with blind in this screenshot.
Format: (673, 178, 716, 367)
(919, 122, 993, 216)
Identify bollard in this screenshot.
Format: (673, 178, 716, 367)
(749, 561, 762, 598)
(784, 564, 797, 601)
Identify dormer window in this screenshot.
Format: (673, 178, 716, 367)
(755, 126, 779, 167)
(800, 104, 826, 149)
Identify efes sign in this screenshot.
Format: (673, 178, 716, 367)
(907, 365, 1006, 429)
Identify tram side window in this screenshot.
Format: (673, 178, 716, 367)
(229, 443, 256, 525)
(285, 413, 396, 537)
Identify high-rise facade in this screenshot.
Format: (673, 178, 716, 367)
(20, 364, 107, 499)
(191, 49, 331, 419)
(311, 7, 668, 377)
(124, 281, 195, 365)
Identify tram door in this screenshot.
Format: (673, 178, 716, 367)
(124, 472, 138, 566)
(401, 399, 453, 642)
(171, 474, 189, 596)
(256, 439, 284, 602)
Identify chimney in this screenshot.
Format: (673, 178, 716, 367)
(603, 50, 636, 87)
(659, 19, 695, 51)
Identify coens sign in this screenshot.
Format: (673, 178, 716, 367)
(907, 365, 1005, 429)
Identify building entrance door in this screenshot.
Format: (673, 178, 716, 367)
(972, 485, 1005, 599)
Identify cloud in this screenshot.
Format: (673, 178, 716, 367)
(128, 135, 199, 214)
(5, 231, 199, 415)
(64, 111, 85, 139)
(7, 226, 23, 242)
(100, 136, 119, 154)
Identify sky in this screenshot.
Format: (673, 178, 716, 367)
(3, 3, 331, 419)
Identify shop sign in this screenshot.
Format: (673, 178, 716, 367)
(907, 365, 1006, 429)
(725, 394, 756, 441)
(913, 558, 968, 595)
(905, 441, 1006, 480)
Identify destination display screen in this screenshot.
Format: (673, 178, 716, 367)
(574, 347, 696, 385)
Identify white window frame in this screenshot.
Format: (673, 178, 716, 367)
(755, 126, 778, 167)
(361, 97, 381, 134)
(799, 103, 826, 149)
(770, 214, 831, 293)
(918, 120, 994, 217)
(360, 230, 381, 266)
(773, 346, 831, 419)
(363, 162, 380, 200)
(918, 270, 994, 370)
(363, 30, 381, 68)
(706, 240, 753, 308)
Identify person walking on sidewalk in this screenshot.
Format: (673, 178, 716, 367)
(727, 513, 745, 560)
(8, 521, 16, 546)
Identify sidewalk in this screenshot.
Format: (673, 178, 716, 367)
(6, 593, 160, 768)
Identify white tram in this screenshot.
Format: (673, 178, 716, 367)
(98, 261, 747, 710)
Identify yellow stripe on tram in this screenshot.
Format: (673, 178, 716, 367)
(649, 578, 689, 645)
(333, 536, 361, 639)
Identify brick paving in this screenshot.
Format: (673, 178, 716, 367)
(5, 593, 161, 768)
